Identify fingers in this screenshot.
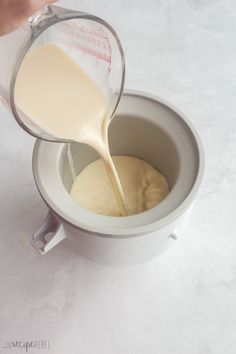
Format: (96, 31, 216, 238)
(0, 0, 58, 36)
(17, 0, 57, 19)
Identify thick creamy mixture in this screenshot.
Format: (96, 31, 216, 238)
(15, 43, 106, 141)
(70, 156, 169, 216)
(15, 43, 169, 217)
(14, 43, 127, 215)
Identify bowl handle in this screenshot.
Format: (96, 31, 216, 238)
(31, 212, 66, 255)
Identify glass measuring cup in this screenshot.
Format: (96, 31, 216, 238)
(0, 5, 125, 142)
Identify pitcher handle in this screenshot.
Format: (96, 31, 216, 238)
(31, 212, 66, 255)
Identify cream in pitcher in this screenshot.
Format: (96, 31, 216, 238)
(15, 43, 169, 216)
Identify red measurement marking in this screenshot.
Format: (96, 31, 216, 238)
(59, 21, 112, 71)
(103, 32, 112, 72)
(61, 21, 107, 39)
(64, 38, 111, 63)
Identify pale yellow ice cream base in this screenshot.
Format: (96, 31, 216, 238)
(70, 156, 169, 216)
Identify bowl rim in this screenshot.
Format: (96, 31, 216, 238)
(32, 90, 205, 238)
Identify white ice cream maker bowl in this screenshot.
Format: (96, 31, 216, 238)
(32, 91, 204, 264)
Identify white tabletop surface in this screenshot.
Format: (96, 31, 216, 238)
(0, 0, 236, 353)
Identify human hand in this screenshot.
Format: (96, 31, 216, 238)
(0, 0, 57, 36)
